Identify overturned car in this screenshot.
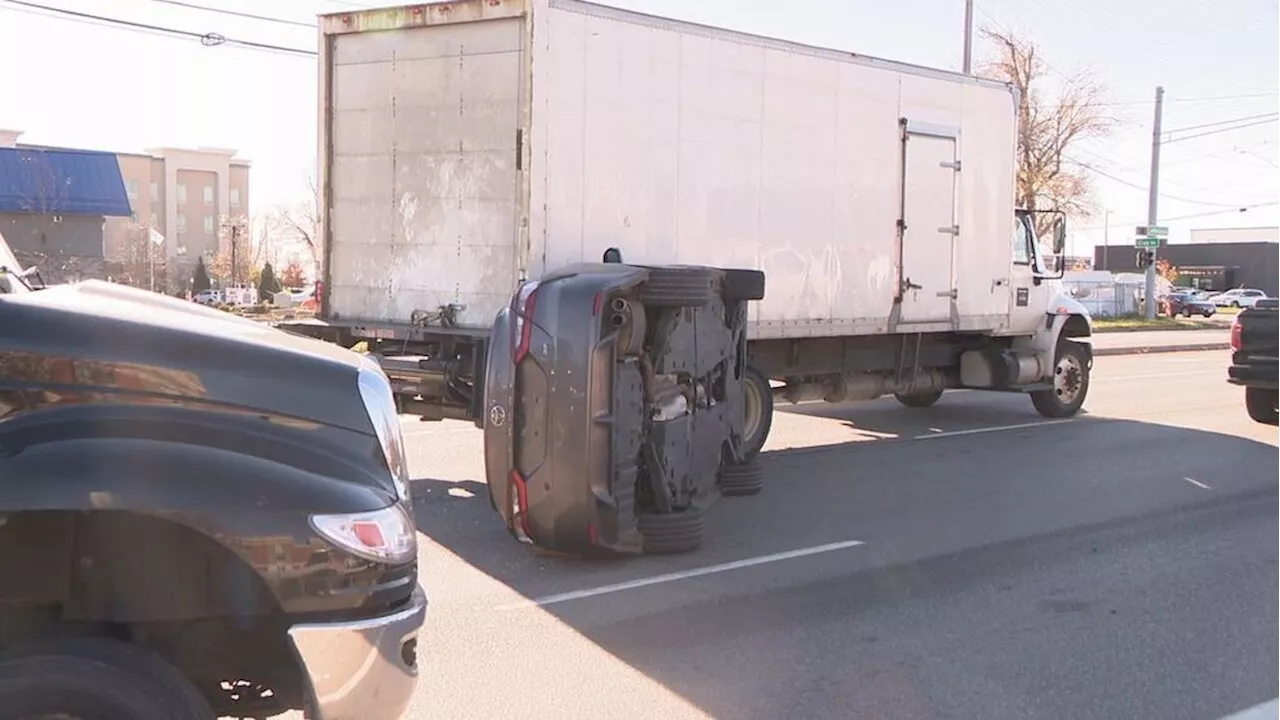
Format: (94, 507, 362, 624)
(483, 262, 767, 555)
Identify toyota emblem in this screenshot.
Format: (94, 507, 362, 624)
(489, 403, 507, 427)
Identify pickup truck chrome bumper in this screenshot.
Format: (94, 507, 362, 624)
(288, 585, 427, 720)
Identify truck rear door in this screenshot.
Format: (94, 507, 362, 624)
(323, 6, 528, 327)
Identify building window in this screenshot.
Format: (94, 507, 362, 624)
(230, 188, 241, 207)
(203, 216, 215, 234)
(177, 213, 187, 234)
(203, 186, 214, 205)
(126, 180, 139, 200)
(150, 182, 159, 202)
(176, 184, 187, 204)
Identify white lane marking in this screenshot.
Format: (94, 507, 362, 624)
(496, 539, 866, 611)
(1183, 476, 1212, 490)
(913, 419, 1076, 440)
(1219, 699, 1279, 720)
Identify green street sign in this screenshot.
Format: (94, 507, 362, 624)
(1135, 225, 1169, 238)
(1135, 237, 1161, 248)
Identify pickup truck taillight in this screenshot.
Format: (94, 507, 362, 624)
(1231, 316, 1243, 351)
(512, 281, 540, 363)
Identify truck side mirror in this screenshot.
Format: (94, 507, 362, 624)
(1052, 216, 1067, 255)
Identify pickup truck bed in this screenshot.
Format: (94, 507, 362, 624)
(1228, 299, 1278, 425)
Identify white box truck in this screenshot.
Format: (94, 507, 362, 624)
(286, 0, 1093, 459)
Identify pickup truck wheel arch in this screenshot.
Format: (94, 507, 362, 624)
(0, 637, 215, 720)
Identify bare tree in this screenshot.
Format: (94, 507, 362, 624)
(275, 176, 320, 276)
(211, 215, 254, 286)
(111, 220, 166, 290)
(14, 149, 69, 216)
(978, 27, 1113, 238)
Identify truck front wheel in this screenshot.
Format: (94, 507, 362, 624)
(0, 637, 214, 720)
(1245, 388, 1279, 425)
(1031, 340, 1091, 419)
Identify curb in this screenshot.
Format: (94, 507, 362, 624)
(1093, 343, 1231, 357)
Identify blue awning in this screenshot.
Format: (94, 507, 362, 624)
(0, 146, 132, 217)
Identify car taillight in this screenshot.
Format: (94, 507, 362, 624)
(512, 281, 539, 363)
(1231, 317, 1243, 351)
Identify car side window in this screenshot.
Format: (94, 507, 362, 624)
(1013, 217, 1031, 265)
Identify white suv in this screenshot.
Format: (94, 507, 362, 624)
(1209, 288, 1268, 308)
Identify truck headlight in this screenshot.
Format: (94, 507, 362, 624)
(357, 356, 411, 505)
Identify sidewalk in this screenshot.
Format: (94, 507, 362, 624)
(1091, 329, 1231, 357)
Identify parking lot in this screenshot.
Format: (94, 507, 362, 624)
(394, 350, 1276, 720)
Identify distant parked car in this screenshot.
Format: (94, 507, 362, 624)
(1209, 288, 1267, 308)
(193, 289, 222, 305)
(1164, 292, 1216, 318)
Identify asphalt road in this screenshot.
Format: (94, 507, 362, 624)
(389, 350, 1275, 720)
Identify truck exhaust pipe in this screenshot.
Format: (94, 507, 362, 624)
(778, 369, 954, 404)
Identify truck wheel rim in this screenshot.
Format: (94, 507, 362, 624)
(1054, 354, 1084, 406)
(743, 376, 764, 445)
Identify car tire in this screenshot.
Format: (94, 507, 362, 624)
(638, 266, 715, 307)
(894, 389, 944, 408)
(720, 460, 765, 497)
(1031, 340, 1090, 419)
(1181, 308, 1192, 318)
(738, 365, 773, 462)
(637, 507, 704, 554)
(1245, 388, 1279, 426)
(0, 637, 215, 720)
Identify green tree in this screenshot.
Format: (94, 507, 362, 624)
(257, 261, 283, 301)
(191, 257, 212, 293)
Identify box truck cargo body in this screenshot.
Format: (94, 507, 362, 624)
(294, 0, 1093, 442)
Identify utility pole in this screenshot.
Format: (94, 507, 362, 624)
(1144, 86, 1164, 319)
(1101, 209, 1110, 271)
(962, 0, 974, 74)
(230, 219, 240, 285)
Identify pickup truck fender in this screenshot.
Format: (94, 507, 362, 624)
(0, 405, 398, 621)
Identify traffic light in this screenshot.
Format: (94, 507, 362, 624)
(1135, 250, 1154, 269)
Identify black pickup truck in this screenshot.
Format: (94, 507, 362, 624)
(0, 242, 426, 719)
(1228, 298, 1278, 426)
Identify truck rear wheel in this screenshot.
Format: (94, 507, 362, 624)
(637, 507, 704, 554)
(894, 390, 944, 408)
(1245, 388, 1279, 425)
(738, 365, 774, 462)
(720, 460, 765, 497)
(638, 266, 715, 307)
(1031, 340, 1090, 418)
(0, 637, 215, 720)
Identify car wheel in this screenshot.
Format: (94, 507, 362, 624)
(894, 389, 944, 408)
(1031, 340, 1090, 419)
(1245, 388, 1279, 426)
(637, 266, 716, 307)
(1203, 311, 1213, 318)
(637, 507, 704, 554)
(1231, 301, 1240, 308)
(720, 460, 765, 497)
(1181, 308, 1192, 318)
(737, 365, 773, 462)
(0, 637, 215, 720)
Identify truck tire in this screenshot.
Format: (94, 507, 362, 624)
(739, 365, 774, 462)
(638, 266, 715, 307)
(894, 390, 944, 408)
(1245, 388, 1279, 425)
(1031, 340, 1090, 419)
(0, 637, 215, 720)
(720, 460, 765, 497)
(637, 507, 704, 554)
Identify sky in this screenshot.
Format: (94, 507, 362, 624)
(0, 0, 1276, 259)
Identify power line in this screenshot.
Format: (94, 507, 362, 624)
(1164, 112, 1279, 135)
(1163, 117, 1279, 145)
(0, 0, 316, 56)
(147, 0, 315, 29)
(1075, 202, 1280, 232)
(1064, 156, 1268, 208)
